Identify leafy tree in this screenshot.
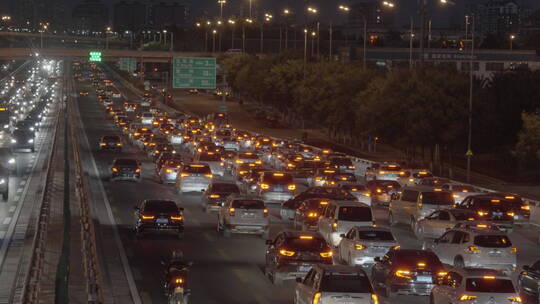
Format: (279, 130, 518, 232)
(514, 112, 540, 162)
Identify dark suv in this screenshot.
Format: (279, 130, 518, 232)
(133, 199, 184, 238)
(265, 230, 333, 285)
(99, 135, 122, 152)
(455, 194, 515, 232)
(111, 158, 141, 182)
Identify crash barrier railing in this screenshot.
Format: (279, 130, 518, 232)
(20, 101, 62, 303)
(69, 74, 105, 303)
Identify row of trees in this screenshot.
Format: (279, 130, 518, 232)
(221, 53, 540, 180)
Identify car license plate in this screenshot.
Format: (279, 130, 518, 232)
(156, 218, 168, 224)
(489, 251, 501, 257)
(299, 265, 311, 272)
(416, 275, 432, 283)
(242, 212, 255, 218)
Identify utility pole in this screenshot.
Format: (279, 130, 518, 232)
(419, 0, 427, 66)
(466, 15, 475, 183)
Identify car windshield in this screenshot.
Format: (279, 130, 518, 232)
(184, 165, 211, 174)
(474, 235, 512, 248)
(212, 183, 240, 193)
(199, 153, 221, 161)
(114, 159, 138, 166)
(102, 136, 120, 141)
(338, 207, 372, 222)
(421, 192, 454, 205)
(320, 274, 372, 293)
(144, 200, 178, 213)
(465, 278, 515, 293)
(231, 200, 265, 209)
(263, 173, 294, 185)
(331, 158, 353, 166)
(284, 237, 327, 251)
(357, 230, 395, 241)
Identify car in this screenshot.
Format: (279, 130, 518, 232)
(455, 195, 515, 233)
(424, 225, 517, 271)
(491, 192, 531, 222)
(157, 159, 183, 184)
(339, 184, 372, 205)
(294, 265, 378, 304)
(397, 169, 432, 186)
(99, 135, 122, 152)
(322, 172, 358, 187)
(280, 186, 357, 221)
(371, 248, 446, 297)
(0, 166, 9, 201)
(79, 90, 89, 96)
(255, 171, 296, 204)
(201, 182, 241, 212)
(388, 186, 455, 230)
(140, 112, 154, 125)
(110, 158, 141, 182)
(217, 196, 269, 238)
(293, 198, 330, 230)
(133, 199, 184, 239)
(414, 209, 478, 239)
(175, 163, 213, 193)
(310, 169, 339, 187)
(440, 183, 484, 205)
(431, 268, 522, 304)
(318, 201, 374, 247)
(518, 260, 540, 301)
(232, 152, 262, 174)
(365, 163, 404, 181)
(328, 156, 356, 174)
(265, 230, 333, 285)
(193, 151, 224, 176)
(365, 180, 401, 206)
(337, 226, 398, 268)
(11, 129, 35, 152)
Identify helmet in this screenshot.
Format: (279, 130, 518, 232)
(171, 250, 184, 260)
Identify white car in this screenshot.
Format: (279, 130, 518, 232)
(424, 226, 517, 271)
(337, 226, 397, 268)
(175, 163, 213, 193)
(415, 209, 478, 239)
(318, 201, 373, 247)
(431, 268, 522, 304)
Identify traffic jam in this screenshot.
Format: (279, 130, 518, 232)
(78, 61, 539, 304)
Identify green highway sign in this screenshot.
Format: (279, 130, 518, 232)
(172, 57, 216, 89)
(119, 57, 137, 72)
(89, 51, 102, 62)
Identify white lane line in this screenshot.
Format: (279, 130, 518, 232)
(2, 218, 10, 225)
(76, 102, 142, 304)
(0, 231, 5, 240)
(13, 196, 20, 202)
(232, 268, 249, 283)
(16, 188, 22, 193)
(19, 180, 26, 186)
(8, 206, 15, 213)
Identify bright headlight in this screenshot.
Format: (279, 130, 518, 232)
(28, 139, 33, 143)
(8, 158, 15, 164)
(0, 179, 5, 184)
(11, 139, 16, 144)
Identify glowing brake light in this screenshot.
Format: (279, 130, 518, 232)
(394, 269, 411, 279)
(261, 183, 270, 189)
(180, 173, 189, 177)
(299, 235, 313, 240)
(459, 294, 477, 301)
(279, 249, 295, 257)
(355, 244, 366, 250)
(288, 184, 296, 190)
(141, 215, 155, 220)
(307, 212, 318, 218)
(166, 169, 173, 173)
(319, 251, 332, 258)
(112, 167, 118, 172)
(174, 277, 184, 284)
(507, 212, 515, 217)
(477, 211, 487, 216)
(170, 216, 183, 221)
(209, 194, 220, 199)
(521, 205, 530, 210)
(467, 246, 480, 253)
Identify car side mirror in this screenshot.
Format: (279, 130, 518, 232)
(295, 277, 302, 283)
(265, 240, 273, 245)
(374, 257, 381, 262)
(340, 234, 346, 238)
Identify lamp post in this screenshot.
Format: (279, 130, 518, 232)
(243, 18, 253, 52)
(261, 13, 273, 54)
(510, 34, 516, 51)
(105, 26, 111, 49)
(170, 32, 174, 51)
(382, 2, 413, 68)
(217, 20, 223, 52)
(218, 0, 226, 19)
(466, 14, 475, 183)
(206, 21, 212, 52)
(40, 24, 48, 49)
(311, 31, 316, 57)
(283, 9, 291, 50)
(212, 29, 217, 52)
(307, 7, 318, 59)
(249, 0, 253, 18)
(338, 5, 350, 53)
(303, 29, 308, 78)
(228, 19, 236, 49)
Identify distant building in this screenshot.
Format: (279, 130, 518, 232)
(8, 0, 68, 30)
(113, 1, 147, 32)
(468, 0, 531, 36)
(72, 0, 109, 32)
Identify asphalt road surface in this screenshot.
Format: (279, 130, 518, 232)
(73, 73, 540, 304)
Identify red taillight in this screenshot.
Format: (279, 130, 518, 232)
(141, 215, 155, 220)
(170, 215, 183, 221)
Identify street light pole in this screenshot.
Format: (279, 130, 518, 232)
(212, 30, 217, 52)
(105, 26, 111, 49)
(170, 32, 174, 51)
(303, 29, 308, 78)
(510, 34, 515, 51)
(466, 15, 475, 183)
(363, 17, 367, 69)
(260, 22, 264, 53)
(329, 21, 333, 59)
(409, 16, 414, 68)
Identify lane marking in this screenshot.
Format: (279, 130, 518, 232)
(2, 218, 10, 225)
(0, 231, 4, 240)
(16, 188, 22, 194)
(232, 268, 249, 283)
(13, 196, 20, 202)
(217, 248, 227, 259)
(19, 180, 26, 186)
(8, 206, 15, 213)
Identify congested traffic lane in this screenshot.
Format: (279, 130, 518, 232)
(75, 84, 297, 303)
(95, 70, 539, 303)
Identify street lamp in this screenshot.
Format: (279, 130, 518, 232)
(261, 13, 272, 53)
(382, 2, 414, 68)
(338, 4, 351, 54)
(228, 19, 236, 49)
(465, 14, 475, 182)
(307, 7, 320, 58)
(105, 26, 111, 49)
(40, 24, 48, 49)
(281, 9, 292, 51)
(163, 29, 168, 47)
(310, 31, 316, 57)
(217, 20, 223, 52)
(212, 29, 218, 52)
(243, 18, 253, 52)
(218, 0, 226, 19)
(510, 34, 516, 51)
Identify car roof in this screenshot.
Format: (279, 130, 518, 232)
(401, 185, 452, 193)
(451, 226, 507, 235)
(314, 264, 367, 274)
(452, 267, 508, 278)
(354, 226, 392, 232)
(330, 200, 370, 208)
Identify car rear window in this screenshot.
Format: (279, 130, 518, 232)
(380, 165, 401, 172)
(103, 136, 120, 141)
(331, 158, 353, 166)
(465, 278, 515, 293)
(474, 235, 512, 248)
(421, 192, 454, 205)
(357, 230, 395, 241)
(212, 183, 240, 193)
(320, 273, 372, 293)
(199, 153, 221, 161)
(262, 173, 294, 185)
(114, 159, 138, 166)
(395, 250, 442, 268)
(338, 207, 372, 222)
(184, 165, 211, 174)
(451, 211, 476, 221)
(231, 200, 265, 209)
(474, 199, 514, 211)
(284, 237, 327, 251)
(216, 130, 231, 136)
(144, 200, 178, 213)
(453, 185, 477, 192)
